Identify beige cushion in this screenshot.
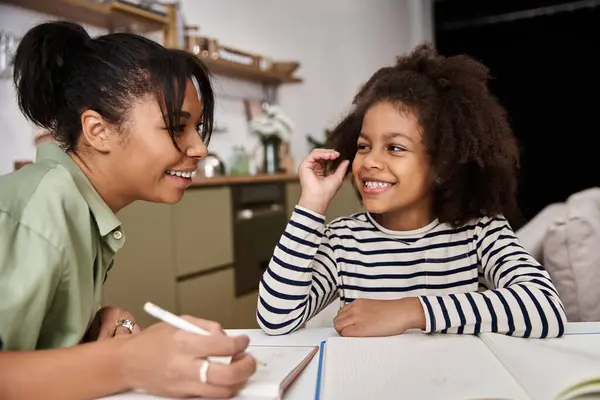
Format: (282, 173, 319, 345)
(543, 188, 600, 322)
(516, 202, 566, 262)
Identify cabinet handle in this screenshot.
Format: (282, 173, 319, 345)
(236, 205, 283, 221)
(237, 209, 254, 220)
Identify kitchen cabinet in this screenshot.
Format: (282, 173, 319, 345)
(285, 181, 302, 218)
(326, 179, 363, 221)
(103, 201, 176, 328)
(285, 179, 363, 222)
(177, 268, 235, 328)
(102, 177, 363, 329)
(234, 290, 260, 329)
(231, 183, 288, 297)
(172, 187, 233, 278)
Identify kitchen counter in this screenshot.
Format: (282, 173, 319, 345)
(190, 173, 299, 187)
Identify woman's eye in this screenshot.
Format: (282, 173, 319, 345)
(196, 124, 209, 144)
(174, 125, 186, 136)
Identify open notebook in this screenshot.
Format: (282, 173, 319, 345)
(235, 345, 318, 399)
(108, 345, 317, 400)
(316, 332, 600, 400)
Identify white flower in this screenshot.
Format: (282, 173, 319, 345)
(250, 104, 294, 141)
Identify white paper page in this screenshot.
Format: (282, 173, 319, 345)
(565, 322, 600, 335)
(107, 346, 316, 400)
(235, 345, 317, 400)
(480, 333, 600, 400)
(321, 332, 530, 400)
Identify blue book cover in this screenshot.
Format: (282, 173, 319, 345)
(314, 340, 327, 400)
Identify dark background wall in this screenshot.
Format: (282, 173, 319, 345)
(433, 0, 599, 228)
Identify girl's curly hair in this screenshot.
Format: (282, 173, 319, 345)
(326, 42, 521, 227)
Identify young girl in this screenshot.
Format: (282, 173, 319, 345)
(0, 22, 255, 398)
(257, 43, 566, 339)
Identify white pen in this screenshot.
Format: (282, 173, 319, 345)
(144, 302, 213, 336)
(143, 302, 266, 366)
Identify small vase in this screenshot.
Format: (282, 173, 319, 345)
(261, 134, 282, 174)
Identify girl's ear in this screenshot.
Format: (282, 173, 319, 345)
(431, 169, 442, 186)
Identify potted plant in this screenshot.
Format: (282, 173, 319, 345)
(249, 103, 294, 174)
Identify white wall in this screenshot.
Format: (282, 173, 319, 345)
(0, 4, 107, 175)
(184, 0, 433, 172)
(0, 0, 433, 175)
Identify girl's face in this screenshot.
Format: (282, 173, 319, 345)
(352, 101, 435, 230)
(110, 79, 208, 206)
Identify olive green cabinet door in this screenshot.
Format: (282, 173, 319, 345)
(176, 268, 235, 328)
(285, 181, 302, 218)
(103, 201, 177, 328)
(286, 179, 363, 222)
(326, 179, 363, 221)
(172, 188, 234, 278)
(234, 290, 260, 329)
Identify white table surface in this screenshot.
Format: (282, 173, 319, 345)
(100, 327, 338, 400)
(99, 322, 600, 400)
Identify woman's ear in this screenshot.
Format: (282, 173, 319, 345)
(80, 109, 113, 153)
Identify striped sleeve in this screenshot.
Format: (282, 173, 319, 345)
(419, 216, 567, 338)
(257, 206, 340, 335)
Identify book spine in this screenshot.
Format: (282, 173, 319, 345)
(314, 341, 327, 400)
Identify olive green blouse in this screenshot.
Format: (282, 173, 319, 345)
(0, 143, 125, 350)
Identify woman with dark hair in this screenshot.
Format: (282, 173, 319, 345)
(0, 21, 255, 399)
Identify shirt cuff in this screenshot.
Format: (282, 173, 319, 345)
(293, 205, 326, 223)
(418, 296, 436, 333)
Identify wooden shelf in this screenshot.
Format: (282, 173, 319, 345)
(3, 0, 302, 85)
(198, 56, 303, 86)
(2, 0, 169, 33)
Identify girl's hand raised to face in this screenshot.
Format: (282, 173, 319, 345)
(297, 149, 350, 215)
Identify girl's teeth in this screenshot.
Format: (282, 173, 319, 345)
(365, 181, 392, 189)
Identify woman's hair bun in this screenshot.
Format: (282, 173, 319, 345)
(13, 21, 90, 130)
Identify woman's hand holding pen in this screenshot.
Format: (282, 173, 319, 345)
(82, 306, 141, 342)
(297, 148, 350, 215)
(116, 316, 256, 399)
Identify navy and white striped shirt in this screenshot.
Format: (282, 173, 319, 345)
(257, 206, 566, 338)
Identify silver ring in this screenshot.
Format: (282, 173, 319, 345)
(115, 319, 135, 334)
(199, 360, 210, 384)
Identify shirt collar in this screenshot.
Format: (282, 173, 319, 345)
(36, 142, 122, 237)
(366, 212, 440, 238)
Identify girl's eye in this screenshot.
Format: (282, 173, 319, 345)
(357, 144, 370, 152)
(388, 145, 406, 153)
